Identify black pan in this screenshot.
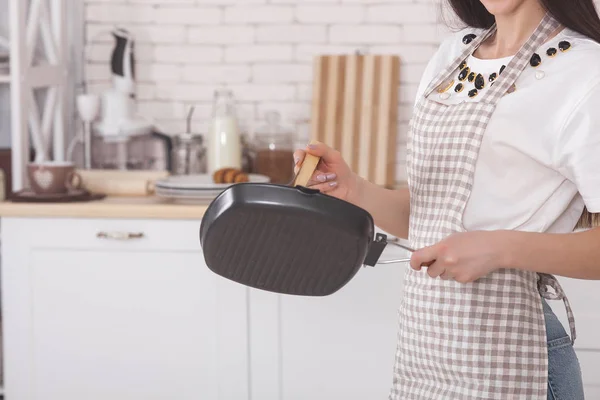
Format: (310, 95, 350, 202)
(199, 154, 413, 296)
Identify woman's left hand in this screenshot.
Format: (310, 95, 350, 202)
(409, 231, 510, 283)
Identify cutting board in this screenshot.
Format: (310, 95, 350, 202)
(310, 54, 400, 187)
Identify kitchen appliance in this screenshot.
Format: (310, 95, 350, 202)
(75, 93, 101, 169)
(311, 54, 400, 187)
(171, 106, 207, 175)
(94, 28, 153, 141)
(199, 151, 414, 297)
(0, 49, 8, 74)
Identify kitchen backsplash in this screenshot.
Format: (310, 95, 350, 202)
(83, 0, 455, 182)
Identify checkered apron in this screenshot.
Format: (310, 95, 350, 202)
(390, 14, 576, 400)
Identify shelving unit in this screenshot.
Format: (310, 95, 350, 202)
(6, 0, 68, 191)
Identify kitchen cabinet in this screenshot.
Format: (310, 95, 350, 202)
(1, 217, 250, 400)
(248, 246, 406, 400)
(1, 215, 599, 399)
(0, 216, 408, 400)
(551, 276, 600, 397)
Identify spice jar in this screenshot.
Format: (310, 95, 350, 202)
(253, 111, 294, 184)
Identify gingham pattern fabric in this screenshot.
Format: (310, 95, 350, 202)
(538, 273, 576, 344)
(390, 14, 576, 400)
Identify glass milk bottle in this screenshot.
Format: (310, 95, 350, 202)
(207, 89, 241, 172)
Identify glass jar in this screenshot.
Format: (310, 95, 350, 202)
(171, 133, 206, 175)
(240, 133, 255, 173)
(253, 111, 294, 184)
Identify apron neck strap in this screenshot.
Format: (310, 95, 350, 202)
(423, 13, 561, 101)
(485, 13, 561, 103)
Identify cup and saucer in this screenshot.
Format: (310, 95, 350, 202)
(10, 161, 105, 203)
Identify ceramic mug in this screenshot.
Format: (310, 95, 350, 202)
(27, 161, 82, 195)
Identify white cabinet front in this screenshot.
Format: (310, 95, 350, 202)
(1, 218, 249, 400)
(249, 246, 407, 400)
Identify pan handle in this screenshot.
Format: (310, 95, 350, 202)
(364, 233, 415, 266)
(293, 141, 321, 187)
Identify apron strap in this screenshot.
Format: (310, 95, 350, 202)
(484, 13, 562, 103)
(538, 273, 577, 344)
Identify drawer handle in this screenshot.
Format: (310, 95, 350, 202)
(97, 231, 145, 240)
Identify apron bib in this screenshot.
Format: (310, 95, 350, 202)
(390, 14, 576, 400)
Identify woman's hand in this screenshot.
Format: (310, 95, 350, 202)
(409, 231, 511, 283)
(293, 141, 361, 204)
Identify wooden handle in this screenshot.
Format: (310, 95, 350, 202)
(293, 150, 320, 187)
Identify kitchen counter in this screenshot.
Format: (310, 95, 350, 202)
(0, 196, 208, 219)
(0, 182, 409, 220)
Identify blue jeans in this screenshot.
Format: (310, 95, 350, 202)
(543, 298, 585, 399)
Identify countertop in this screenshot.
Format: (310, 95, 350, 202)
(0, 182, 408, 220)
(0, 196, 209, 219)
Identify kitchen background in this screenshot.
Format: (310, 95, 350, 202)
(82, 0, 455, 182)
(0, 0, 462, 184)
(2, 2, 600, 181)
(0, 2, 600, 399)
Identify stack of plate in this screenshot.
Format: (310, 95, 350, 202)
(154, 173, 270, 203)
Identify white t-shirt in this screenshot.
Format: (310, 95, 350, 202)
(413, 27, 600, 233)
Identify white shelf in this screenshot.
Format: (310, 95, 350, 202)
(0, 74, 9, 84)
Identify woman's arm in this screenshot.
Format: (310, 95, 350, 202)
(354, 177, 411, 239)
(409, 228, 600, 282)
(503, 228, 600, 280)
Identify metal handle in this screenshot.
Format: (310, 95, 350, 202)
(376, 236, 414, 265)
(97, 231, 145, 240)
(387, 236, 416, 252)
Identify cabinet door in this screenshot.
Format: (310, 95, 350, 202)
(2, 219, 249, 400)
(577, 350, 600, 398)
(249, 243, 407, 400)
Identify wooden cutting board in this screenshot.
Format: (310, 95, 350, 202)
(310, 54, 400, 187)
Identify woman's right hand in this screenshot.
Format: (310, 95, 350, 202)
(293, 141, 361, 204)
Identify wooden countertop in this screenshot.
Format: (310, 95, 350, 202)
(0, 196, 209, 219)
(0, 181, 408, 220)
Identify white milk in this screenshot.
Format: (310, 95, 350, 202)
(206, 115, 241, 172)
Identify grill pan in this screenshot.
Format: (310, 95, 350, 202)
(199, 153, 413, 296)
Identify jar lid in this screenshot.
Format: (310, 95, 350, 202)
(175, 132, 204, 144)
(255, 111, 292, 137)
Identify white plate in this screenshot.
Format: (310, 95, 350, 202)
(155, 173, 270, 191)
(154, 186, 222, 202)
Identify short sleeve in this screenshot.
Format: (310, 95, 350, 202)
(557, 81, 600, 212)
(413, 35, 457, 106)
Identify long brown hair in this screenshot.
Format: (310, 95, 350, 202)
(447, 0, 600, 43)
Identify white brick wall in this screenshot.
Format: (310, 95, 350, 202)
(84, 0, 453, 182)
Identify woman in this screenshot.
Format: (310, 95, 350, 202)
(294, 0, 600, 399)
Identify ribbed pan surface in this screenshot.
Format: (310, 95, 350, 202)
(202, 203, 367, 296)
